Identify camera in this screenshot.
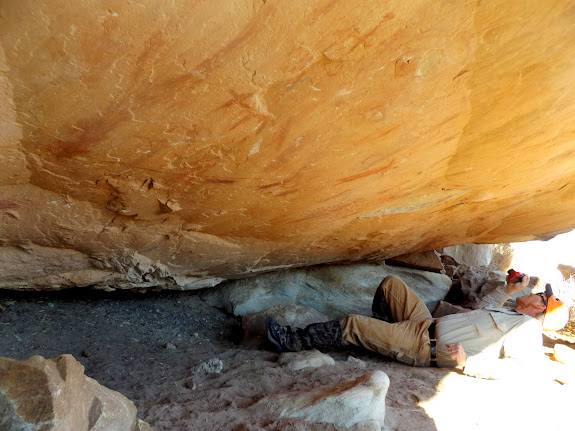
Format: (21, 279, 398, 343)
(507, 268, 525, 283)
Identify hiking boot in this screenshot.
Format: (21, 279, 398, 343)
(300, 319, 346, 351)
(266, 316, 303, 352)
(371, 284, 394, 322)
(266, 317, 346, 352)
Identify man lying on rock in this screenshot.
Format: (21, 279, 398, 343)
(266, 274, 569, 379)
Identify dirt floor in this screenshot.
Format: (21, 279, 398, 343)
(1, 288, 574, 431)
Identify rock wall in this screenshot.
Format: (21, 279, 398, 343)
(1, 1, 575, 290)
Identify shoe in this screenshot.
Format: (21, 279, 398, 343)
(266, 316, 287, 352)
(266, 316, 345, 352)
(266, 316, 304, 352)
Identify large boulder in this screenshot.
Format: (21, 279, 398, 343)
(2, 1, 575, 290)
(249, 371, 390, 429)
(202, 263, 452, 318)
(0, 354, 151, 431)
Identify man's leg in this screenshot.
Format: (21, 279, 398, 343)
(341, 314, 432, 366)
(372, 276, 432, 322)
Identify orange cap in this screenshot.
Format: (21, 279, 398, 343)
(543, 284, 570, 331)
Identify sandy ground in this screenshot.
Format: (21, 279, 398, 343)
(1, 288, 574, 431)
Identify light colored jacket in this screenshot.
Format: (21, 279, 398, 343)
(435, 288, 543, 379)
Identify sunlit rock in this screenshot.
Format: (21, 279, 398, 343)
(278, 349, 335, 371)
(249, 370, 390, 428)
(2, 1, 575, 290)
(0, 354, 151, 431)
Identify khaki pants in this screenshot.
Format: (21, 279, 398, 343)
(341, 276, 433, 366)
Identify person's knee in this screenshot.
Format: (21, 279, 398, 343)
(379, 275, 402, 292)
(382, 275, 401, 284)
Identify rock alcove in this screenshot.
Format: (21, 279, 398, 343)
(2, 1, 575, 430)
(1, 0, 575, 291)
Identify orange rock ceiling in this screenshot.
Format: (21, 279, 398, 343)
(1, 0, 575, 289)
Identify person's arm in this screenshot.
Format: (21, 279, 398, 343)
(474, 274, 531, 308)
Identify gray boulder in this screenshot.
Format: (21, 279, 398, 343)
(203, 263, 451, 318)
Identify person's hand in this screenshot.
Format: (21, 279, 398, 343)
(446, 342, 467, 367)
(505, 273, 530, 295)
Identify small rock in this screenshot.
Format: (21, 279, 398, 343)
(347, 356, 367, 368)
(135, 419, 154, 431)
(194, 358, 223, 375)
(554, 344, 575, 365)
(164, 342, 177, 350)
(278, 349, 335, 371)
(81, 350, 92, 358)
(0, 310, 15, 323)
(184, 378, 197, 390)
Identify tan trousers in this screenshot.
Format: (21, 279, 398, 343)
(341, 276, 433, 366)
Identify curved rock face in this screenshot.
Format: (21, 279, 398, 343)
(1, 1, 575, 290)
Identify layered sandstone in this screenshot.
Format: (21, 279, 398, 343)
(1, 1, 575, 290)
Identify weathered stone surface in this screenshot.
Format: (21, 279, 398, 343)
(249, 371, 389, 429)
(441, 244, 495, 269)
(278, 349, 335, 371)
(202, 263, 452, 318)
(444, 266, 539, 307)
(242, 305, 330, 345)
(0, 354, 151, 431)
(558, 264, 575, 281)
(487, 244, 515, 272)
(2, 1, 575, 290)
(386, 250, 443, 273)
(193, 358, 224, 375)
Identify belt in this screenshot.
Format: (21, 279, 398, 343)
(428, 322, 438, 367)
